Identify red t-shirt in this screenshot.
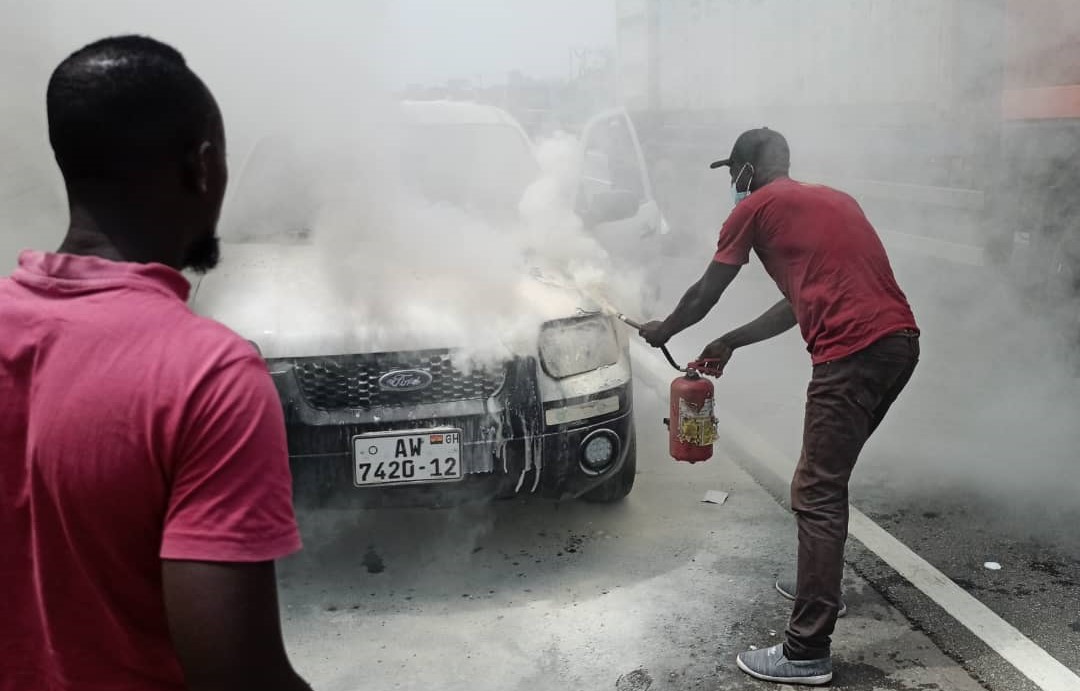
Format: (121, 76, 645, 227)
(713, 178, 918, 364)
(0, 251, 302, 691)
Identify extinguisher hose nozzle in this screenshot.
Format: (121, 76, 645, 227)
(615, 313, 643, 330)
(612, 312, 689, 373)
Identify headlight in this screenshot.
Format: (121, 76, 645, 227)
(538, 316, 620, 379)
(581, 431, 617, 472)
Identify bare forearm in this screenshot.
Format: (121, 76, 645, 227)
(719, 299, 797, 350)
(164, 561, 315, 691)
(640, 262, 740, 348)
(661, 280, 716, 337)
(656, 262, 741, 341)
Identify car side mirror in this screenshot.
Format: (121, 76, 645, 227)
(586, 189, 641, 225)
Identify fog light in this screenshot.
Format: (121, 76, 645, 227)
(580, 430, 619, 474)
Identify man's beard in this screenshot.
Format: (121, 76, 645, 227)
(182, 232, 221, 274)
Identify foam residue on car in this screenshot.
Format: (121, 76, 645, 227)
(513, 411, 545, 494)
(485, 399, 511, 474)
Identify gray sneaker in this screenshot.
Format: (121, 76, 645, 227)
(737, 643, 833, 686)
(775, 576, 847, 618)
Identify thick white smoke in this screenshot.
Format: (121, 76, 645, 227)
(295, 128, 639, 362)
(1, 1, 645, 366)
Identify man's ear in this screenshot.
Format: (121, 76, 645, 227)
(183, 141, 214, 195)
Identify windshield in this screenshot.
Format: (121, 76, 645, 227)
(400, 123, 540, 217)
(224, 122, 540, 243)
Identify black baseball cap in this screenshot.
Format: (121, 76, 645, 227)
(710, 127, 791, 173)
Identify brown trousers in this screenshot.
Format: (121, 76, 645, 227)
(784, 330, 920, 660)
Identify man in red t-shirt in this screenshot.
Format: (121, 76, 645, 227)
(1, 37, 313, 690)
(640, 128, 919, 685)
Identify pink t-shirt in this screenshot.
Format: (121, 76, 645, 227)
(0, 251, 302, 691)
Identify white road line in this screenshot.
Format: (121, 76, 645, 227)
(628, 342, 1080, 691)
(847, 510, 1080, 691)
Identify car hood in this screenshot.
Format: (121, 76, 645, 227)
(189, 242, 597, 360)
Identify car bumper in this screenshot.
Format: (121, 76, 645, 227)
(286, 406, 634, 508)
(272, 358, 635, 508)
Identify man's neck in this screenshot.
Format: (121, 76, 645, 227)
(58, 202, 185, 269)
(755, 174, 789, 189)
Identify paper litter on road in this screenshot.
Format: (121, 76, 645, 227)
(702, 490, 729, 505)
(984, 561, 1002, 571)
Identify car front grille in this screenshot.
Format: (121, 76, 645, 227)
(289, 350, 506, 411)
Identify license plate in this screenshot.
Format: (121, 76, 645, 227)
(352, 428, 463, 487)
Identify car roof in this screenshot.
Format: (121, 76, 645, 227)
(399, 100, 524, 128)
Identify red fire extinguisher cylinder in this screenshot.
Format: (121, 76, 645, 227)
(668, 369, 717, 463)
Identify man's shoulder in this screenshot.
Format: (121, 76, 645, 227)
(745, 178, 805, 207)
(766, 178, 840, 196)
(0, 275, 15, 300)
(762, 179, 863, 211)
(159, 305, 262, 373)
(0, 272, 28, 297)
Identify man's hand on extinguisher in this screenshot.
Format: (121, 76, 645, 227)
(638, 321, 672, 348)
(694, 337, 734, 374)
(699, 337, 733, 362)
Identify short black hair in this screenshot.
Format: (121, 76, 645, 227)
(46, 35, 219, 182)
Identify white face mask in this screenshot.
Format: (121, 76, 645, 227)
(730, 163, 754, 205)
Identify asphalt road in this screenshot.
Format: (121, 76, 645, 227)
(646, 236, 1080, 691)
(8, 185, 1070, 688)
(273, 239, 1017, 690)
(278, 381, 986, 691)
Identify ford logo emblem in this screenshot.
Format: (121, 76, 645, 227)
(378, 369, 433, 392)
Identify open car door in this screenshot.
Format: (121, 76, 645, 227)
(579, 108, 667, 262)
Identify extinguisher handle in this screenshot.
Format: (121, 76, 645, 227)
(689, 358, 726, 378)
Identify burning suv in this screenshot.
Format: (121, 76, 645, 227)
(190, 101, 664, 507)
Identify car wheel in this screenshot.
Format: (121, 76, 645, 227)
(583, 427, 637, 503)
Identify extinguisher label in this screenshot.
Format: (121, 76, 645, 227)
(677, 397, 717, 446)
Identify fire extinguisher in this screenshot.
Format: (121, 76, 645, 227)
(617, 315, 722, 463)
(667, 365, 718, 463)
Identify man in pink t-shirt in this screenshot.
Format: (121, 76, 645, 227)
(640, 129, 919, 685)
(1, 36, 312, 691)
